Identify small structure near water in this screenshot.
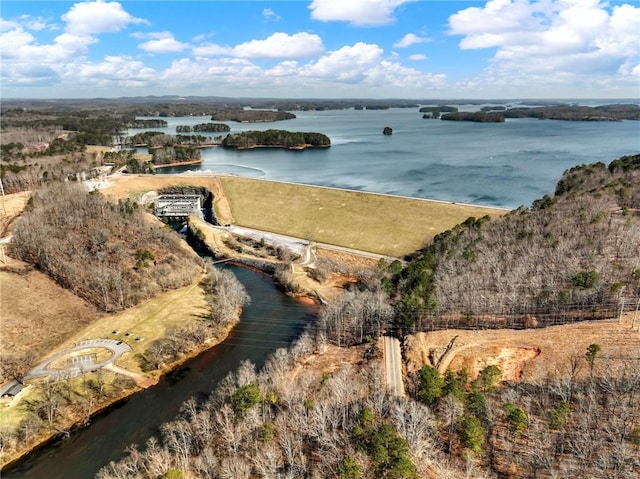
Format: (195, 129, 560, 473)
(0, 379, 24, 398)
(154, 194, 203, 219)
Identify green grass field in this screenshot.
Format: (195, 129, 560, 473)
(220, 177, 508, 257)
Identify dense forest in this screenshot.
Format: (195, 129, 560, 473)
(424, 104, 640, 123)
(150, 146, 201, 166)
(503, 104, 640, 121)
(11, 183, 202, 311)
(390, 154, 640, 333)
(419, 106, 459, 113)
(176, 123, 230, 133)
(94, 154, 639, 479)
(210, 110, 296, 123)
(221, 130, 331, 149)
(95, 328, 640, 479)
(440, 112, 506, 123)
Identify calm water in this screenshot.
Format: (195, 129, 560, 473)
(4, 265, 316, 479)
(133, 107, 640, 209)
(6, 105, 638, 478)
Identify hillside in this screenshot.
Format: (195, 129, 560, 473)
(10, 182, 203, 312)
(392, 154, 640, 332)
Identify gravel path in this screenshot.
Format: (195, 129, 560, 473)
(24, 339, 132, 381)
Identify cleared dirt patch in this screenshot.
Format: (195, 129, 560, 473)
(0, 190, 31, 236)
(404, 315, 640, 383)
(449, 346, 541, 382)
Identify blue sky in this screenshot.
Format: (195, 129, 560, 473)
(1, 0, 638, 99)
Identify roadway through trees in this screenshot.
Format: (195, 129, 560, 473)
(383, 335, 405, 397)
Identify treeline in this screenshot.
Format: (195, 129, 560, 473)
(419, 106, 458, 113)
(128, 119, 167, 129)
(420, 104, 640, 123)
(503, 104, 640, 121)
(150, 146, 201, 165)
(95, 328, 640, 479)
(97, 335, 436, 479)
(0, 263, 249, 464)
(137, 262, 249, 371)
(221, 129, 331, 149)
(210, 109, 296, 122)
(0, 134, 98, 194)
(410, 345, 640, 478)
(1, 111, 161, 145)
(176, 123, 230, 133)
(125, 131, 213, 147)
(0, 110, 160, 193)
(11, 183, 202, 311)
(390, 155, 640, 333)
(441, 111, 506, 123)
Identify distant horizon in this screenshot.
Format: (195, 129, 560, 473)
(2, 95, 638, 103)
(1, 1, 638, 99)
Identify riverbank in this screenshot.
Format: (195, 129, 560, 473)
(0, 298, 241, 471)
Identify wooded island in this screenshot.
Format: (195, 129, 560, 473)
(221, 129, 331, 150)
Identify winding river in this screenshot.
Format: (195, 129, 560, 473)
(4, 265, 317, 479)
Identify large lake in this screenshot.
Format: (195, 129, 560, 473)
(131, 106, 639, 209)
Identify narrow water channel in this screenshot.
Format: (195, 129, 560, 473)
(4, 264, 317, 479)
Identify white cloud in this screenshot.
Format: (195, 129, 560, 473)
(408, 53, 427, 61)
(235, 32, 323, 59)
(448, 0, 640, 92)
(0, 19, 21, 32)
(18, 15, 56, 32)
(192, 43, 231, 57)
(309, 0, 416, 26)
(194, 32, 324, 59)
(62, 0, 147, 36)
(263, 8, 281, 22)
(299, 42, 445, 90)
(1, 1, 151, 92)
(394, 33, 430, 48)
(158, 41, 446, 97)
(138, 32, 188, 53)
(75, 56, 157, 87)
(0, 27, 34, 57)
(301, 43, 383, 81)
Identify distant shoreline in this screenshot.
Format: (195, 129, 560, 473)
(152, 159, 204, 169)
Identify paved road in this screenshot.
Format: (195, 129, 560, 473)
(383, 335, 405, 397)
(24, 339, 132, 381)
(225, 224, 401, 263)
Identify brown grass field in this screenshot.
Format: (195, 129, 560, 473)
(219, 177, 507, 257)
(98, 174, 507, 257)
(0, 258, 102, 359)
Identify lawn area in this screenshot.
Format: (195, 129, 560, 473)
(220, 177, 508, 257)
(52, 274, 209, 374)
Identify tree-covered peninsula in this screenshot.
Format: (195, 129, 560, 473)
(210, 109, 296, 122)
(221, 129, 331, 150)
(176, 123, 230, 133)
(441, 111, 506, 123)
(503, 103, 640, 121)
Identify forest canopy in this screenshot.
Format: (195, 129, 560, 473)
(11, 183, 202, 311)
(391, 154, 640, 333)
(221, 129, 330, 150)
